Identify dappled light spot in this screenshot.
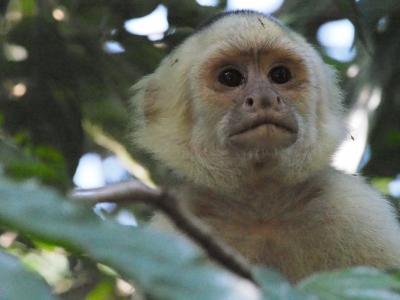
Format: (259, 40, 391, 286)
(226, 0, 284, 13)
(4, 44, 28, 61)
(52, 7, 66, 21)
(317, 19, 355, 62)
(389, 176, 400, 198)
(73, 153, 105, 189)
(124, 5, 169, 40)
(196, 0, 219, 7)
(103, 41, 125, 54)
(346, 64, 360, 78)
(11, 83, 27, 98)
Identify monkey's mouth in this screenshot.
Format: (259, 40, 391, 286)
(228, 115, 298, 148)
(229, 115, 298, 137)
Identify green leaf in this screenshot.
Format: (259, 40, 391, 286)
(0, 138, 69, 189)
(254, 267, 309, 300)
(85, 280, 114, 300)
(298, 267, 400, 300)
(20, 0, 36, 15)
(370, 177, 392, 195)
(0, 251, 56, 300)
(0, 177, 258, 300)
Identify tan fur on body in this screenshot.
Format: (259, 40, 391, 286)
(132, 12, 400, 282)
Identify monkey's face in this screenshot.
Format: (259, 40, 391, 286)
(197, 48, 309, 154)
(133, 13, 345, 186)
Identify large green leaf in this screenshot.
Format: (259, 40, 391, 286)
(0, 251, 56, 300)
(298, 267, 400, 300)
(0, 177, 258, 300)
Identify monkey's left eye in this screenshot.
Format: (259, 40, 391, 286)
(269, 66, 292, 84)
(218, 68, 244, 87)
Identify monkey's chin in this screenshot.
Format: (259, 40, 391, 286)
(228, 123, 297, 151)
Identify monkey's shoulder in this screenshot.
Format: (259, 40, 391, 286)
(321, 169, 395, 215)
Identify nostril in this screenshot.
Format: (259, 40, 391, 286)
(245, 97, 254, 107)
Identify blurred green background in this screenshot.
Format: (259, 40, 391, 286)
(1, 0, 400, 299)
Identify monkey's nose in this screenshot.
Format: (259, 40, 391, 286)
(242, 94, 283, 112)
(244, 97, 255, 107)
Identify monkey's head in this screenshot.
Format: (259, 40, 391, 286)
(132, 11, 345, 189)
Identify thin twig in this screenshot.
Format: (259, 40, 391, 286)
(70, 181, 256, 283)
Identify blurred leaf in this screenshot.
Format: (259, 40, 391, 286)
(165, 0, 220, 29)
(386, 130, 400, 146)
(0, 0, 10, 15)
(370, 177, 392, 194)
(357, 0, 400, 20)
(320, 53, 350, 74)
(335, 0, 353, 13)
(0, 137, 25, 162)
(254, 267, 308, 300)
(109, 0, 159, 19)
(21, 0, 36, 16)
(85, 280, 114, 300)
(6, 160, 62, 182)
(298, 267, 400, 299)
(116, 32, 165, 73)
(0, 177, 258, 300)
(0, 138, 69, 189)
(82, 98, 129, 142)
(0, 251, 56, 300)
(163, 27, 194, 48)
(2, 16, 84, 175)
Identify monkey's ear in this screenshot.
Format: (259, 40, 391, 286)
(131, 75, 162, 125)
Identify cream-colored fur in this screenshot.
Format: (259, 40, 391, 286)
(131, 12, 400, 282)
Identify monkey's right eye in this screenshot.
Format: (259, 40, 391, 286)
(218, 68, 244, 87)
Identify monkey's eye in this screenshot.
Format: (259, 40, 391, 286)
(269, 66, 292, 84)
(218, 68, 244, 87)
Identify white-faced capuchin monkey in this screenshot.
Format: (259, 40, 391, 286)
(131, 11, 400, 282)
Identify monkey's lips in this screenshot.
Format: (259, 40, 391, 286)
(228, 115, 298, 149)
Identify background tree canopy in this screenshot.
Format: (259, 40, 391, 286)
(1, 0, 400, 299)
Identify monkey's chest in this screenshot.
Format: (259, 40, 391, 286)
(205, 216, 336, 282)
(210, 218, 299, 260)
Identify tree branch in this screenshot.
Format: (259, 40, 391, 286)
(70, 180, 255, 283)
